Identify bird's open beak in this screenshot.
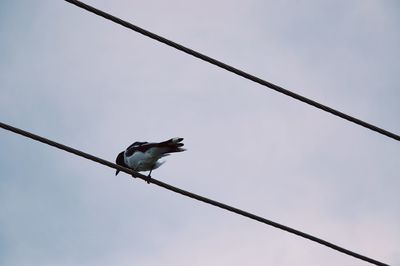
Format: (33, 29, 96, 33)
(115, 170, 120, 176)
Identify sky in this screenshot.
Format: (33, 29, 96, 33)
(0, 0, 399, 265)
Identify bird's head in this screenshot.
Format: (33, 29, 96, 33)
(115, 151, 125, 176)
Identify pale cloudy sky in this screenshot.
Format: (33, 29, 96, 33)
(1, 1, 399, 265)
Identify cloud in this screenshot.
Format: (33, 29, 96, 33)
(1, 0, 399, 265)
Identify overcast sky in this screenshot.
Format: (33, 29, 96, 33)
(1, 1, 399, 265)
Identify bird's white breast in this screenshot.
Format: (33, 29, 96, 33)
(124, 148, 164, 171)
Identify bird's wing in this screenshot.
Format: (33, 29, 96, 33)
(125, 138, 185, 157)
(125, 141, 160, 157)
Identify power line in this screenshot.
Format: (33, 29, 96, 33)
(0, 121, 390, 266)
(64, 0, 400, 142)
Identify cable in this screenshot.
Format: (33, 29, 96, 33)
(0, 121, 390, 266)
(63, 0, 400, 142)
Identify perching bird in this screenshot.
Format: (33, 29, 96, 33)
(115, 137, 185, 182)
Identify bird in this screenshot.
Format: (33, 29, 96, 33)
(115, 137, 185, 183)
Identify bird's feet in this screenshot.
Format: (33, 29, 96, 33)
(146, 174, 152, 184)
(146, 168, 153, 184)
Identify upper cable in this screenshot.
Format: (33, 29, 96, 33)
(64, 0, 400, 142)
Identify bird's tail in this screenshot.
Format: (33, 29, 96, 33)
(159, 137, 186, 153)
